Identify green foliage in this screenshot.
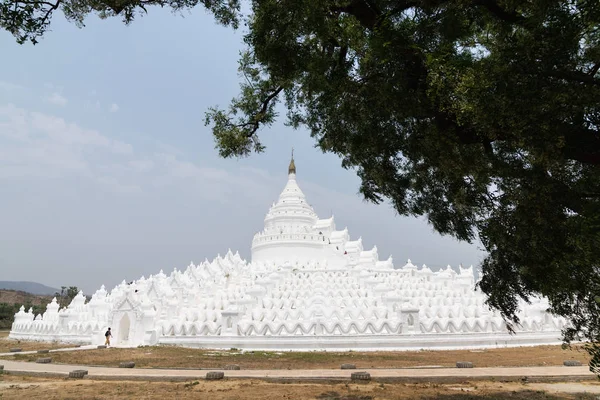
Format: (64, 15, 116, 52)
(4, 0, 600, 375)
(1, 0, 240, 44)
(0, 302, 46, 329)
(205, 0, 600, 373)
(220, 0, 600, 372)
(55, 285, 80, 308)
(0, 285, 80, 329)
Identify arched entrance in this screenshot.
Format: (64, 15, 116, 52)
(118, 313, 131, 344)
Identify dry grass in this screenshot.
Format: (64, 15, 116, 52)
(0, 290, 51, 306)
(5, 343, 591, 370)
(0, 375, 598, 400)
(0, 331, 79, 353)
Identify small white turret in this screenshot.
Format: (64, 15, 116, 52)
(7, 157, 565, 350)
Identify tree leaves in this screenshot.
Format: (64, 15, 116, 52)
(1, 0, 241, 44)
(204, 0, 600, 370)
(205, 51, 286, 157)
(4, 0, 600, 375)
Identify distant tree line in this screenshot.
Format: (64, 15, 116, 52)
(55, 286, 80, 308)
(0, 302, 45, 330)
(0, 286, 80, 330)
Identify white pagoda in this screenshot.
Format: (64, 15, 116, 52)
(9, 156, 565, 350)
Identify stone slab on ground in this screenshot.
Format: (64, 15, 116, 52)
(350, 371, 371, 381)
(0, 359, 596, 384)
(564, 360, 583, 366)
(72, 369, 88, 375)
(69, 370, 86, 379)
(206, 371, 225, 380)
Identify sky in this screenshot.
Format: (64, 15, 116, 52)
(0, 7, 487, 294)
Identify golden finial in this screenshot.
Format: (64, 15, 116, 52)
(288, 148, 296, 175)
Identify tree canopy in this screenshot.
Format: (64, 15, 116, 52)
(0, 0, 239, 44)
(55, 285, 80, 308)
(4, 0, 600, 369)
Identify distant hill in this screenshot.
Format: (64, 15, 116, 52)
(0, 289, 53, 330)
(0, 281, 59, 296)
(0, 289, 52, 307)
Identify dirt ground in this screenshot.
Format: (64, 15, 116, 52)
(2, 341, 590, 370)
(0, 375, 599, 400)
(0, 331, 79, 353)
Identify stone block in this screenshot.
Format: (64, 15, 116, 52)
(563, 360, 583, 366)
(456, 361, 473, 368)
(69, 370, 86, 379)
(9, 348, 21, 353)
(37, 349, 50, 354)
(72, 369, 88, 375)
(206, 371, 225, 380)
(36, 357, 52, 364)
(224, 364, 240, 370)
(341, 364, 356, 369)
(350, 372, 371, 381)
(119, 361, 135, 368)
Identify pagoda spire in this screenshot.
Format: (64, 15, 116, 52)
(288, 148, 296, 175)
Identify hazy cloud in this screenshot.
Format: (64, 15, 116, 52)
(45, 92, 68, 106)
(0, 81, 24, 92)
(97, 176, 142, 194)
(109, 103, 119, 113)
(0, 104, 132, 179)
(0, 19, 485, 292)
(128, 159, 154, 172)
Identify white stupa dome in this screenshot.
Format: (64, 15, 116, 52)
(9, 154, 566, 350)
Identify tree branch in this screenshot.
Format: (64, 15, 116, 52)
(545, 70, 600, 86)
(386, 0, 420, 18)
(332, 0, 526, 30)
(373, 0, 421, 29)
(330, 0, 381, 30)
(237, 86, 284, 137)
(435, 109, 600, 166)
(561, 125, 600, 165)
(472, 0, 525, 24)
(40, 0, 61, 27)
(15, 0, 59, 7)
